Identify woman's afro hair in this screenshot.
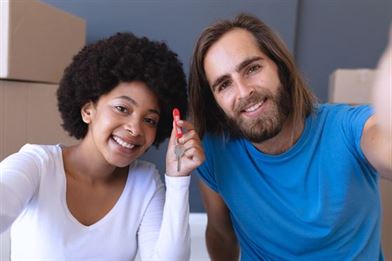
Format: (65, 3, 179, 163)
(57, 32, 188, 146)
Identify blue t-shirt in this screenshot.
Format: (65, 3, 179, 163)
(197, 104, 382, 260)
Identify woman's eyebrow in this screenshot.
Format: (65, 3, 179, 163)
(115, 95, 160, 116)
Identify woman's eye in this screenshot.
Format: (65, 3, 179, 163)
(115, 106, 128, 113)
(144, 118, 158, 127)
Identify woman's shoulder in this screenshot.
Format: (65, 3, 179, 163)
(17, 144, 61, 162)
(20, 143, 60, 154)
(1, 144, 61, 162)
(0, 144, 62, 183)
(131, 159, 158, 173)
(128, 159, 162, 186)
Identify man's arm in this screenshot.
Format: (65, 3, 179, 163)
(361, 116, 392, 180)
(362, 30, 392, 180)
(199, 181, 240, 261)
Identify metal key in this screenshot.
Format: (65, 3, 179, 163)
(173, 108, 184, 172)
(174, 142, 185, 172)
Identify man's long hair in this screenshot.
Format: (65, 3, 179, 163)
(188, 13, 316, 138)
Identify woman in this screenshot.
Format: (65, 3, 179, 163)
(0, 32, 204, 260)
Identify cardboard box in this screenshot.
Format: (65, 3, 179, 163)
(0, 0, 85, 83)
(329, 68, 392, 260)
(0, 80, 76, 259)
(329, 69, 375, 104)
(0, 80, 76, 160)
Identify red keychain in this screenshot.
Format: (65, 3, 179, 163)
(172, 108, 184, 172)
(172, 108, 183, 139)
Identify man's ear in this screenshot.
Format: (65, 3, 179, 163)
(81, 101, 94, 124)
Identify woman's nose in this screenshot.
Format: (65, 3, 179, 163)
(125, 119, 142, 137)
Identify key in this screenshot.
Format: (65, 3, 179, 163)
(173, 108, 184, 172)
(174, 142, 185, 172)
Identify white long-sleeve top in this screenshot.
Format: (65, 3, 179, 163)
(0, 144, 190, 260)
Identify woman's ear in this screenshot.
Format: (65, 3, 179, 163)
(81, 101, 94, 124)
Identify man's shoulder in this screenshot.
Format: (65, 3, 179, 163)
(317, 103, 371, 113)
(314, 103, 366, 119)
(316, 103, 349, 113)
(310, 103, 374, 143)
(202, 132, 241, 149)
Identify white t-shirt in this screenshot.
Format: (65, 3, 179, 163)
(0, 144, 190, 260)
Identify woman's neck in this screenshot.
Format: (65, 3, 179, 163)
(62, 141, 121, 184)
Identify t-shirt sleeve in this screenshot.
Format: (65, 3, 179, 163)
(340, 105, 375, 162)
(0, 144, 42, 233)
(196, 135, 219, 192)
(137, 167, 191, 260)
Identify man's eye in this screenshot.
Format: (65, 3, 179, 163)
(247, 64, 261, 74)
(115, 106, 128, 113)
(217, 80, 231, 92)
(145, 118, 158, 127)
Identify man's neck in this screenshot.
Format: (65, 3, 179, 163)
(252, 117, 304, 155)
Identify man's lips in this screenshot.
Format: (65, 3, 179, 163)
(243, 100, 264, 112)
(239, 98, 267, 116)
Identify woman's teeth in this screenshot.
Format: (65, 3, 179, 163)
(113, 136, 135, 149)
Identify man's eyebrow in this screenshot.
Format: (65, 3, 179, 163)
(235, 56, 263, 73)
(210, 56, 264, 91)
(211, 75, 230, 92)
(115, 95, 160, 116)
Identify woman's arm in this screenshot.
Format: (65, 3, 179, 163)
(137, 174, 191, 260)
(0, 146, 41, 233)
(138, 119, 205, 260)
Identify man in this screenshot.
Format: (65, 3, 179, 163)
(188, 13, 391, 260)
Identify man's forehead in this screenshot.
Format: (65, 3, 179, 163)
(209, 29, 259, 54)
(203, 30, 266, 83)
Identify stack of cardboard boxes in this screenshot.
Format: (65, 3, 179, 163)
(330, 69, 392, 260)
(0, 0, 85, 258)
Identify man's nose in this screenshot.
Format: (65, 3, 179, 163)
(236, 79, 254, 98)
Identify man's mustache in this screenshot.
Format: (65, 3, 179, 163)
(234, 91, 273, 114)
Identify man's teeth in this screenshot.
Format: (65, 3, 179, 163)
(113, 136, 135, 149)
(244, 101, 264, 112)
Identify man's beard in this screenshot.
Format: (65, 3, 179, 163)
(225, 86, 291, 143)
